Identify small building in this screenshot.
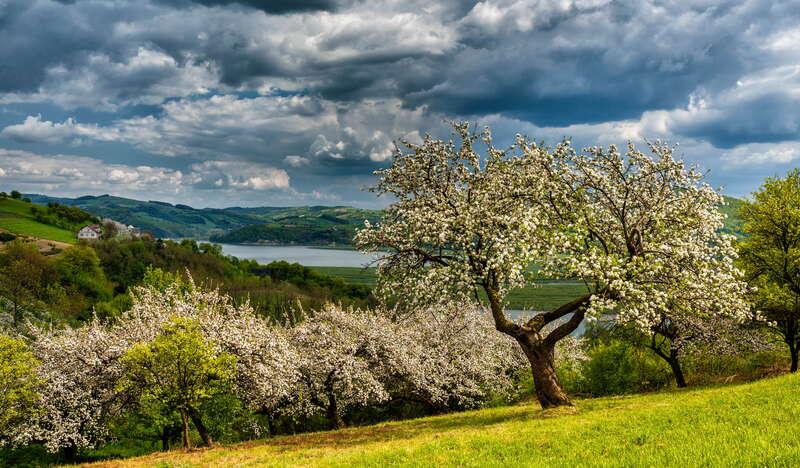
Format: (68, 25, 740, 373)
(77, 224, 102, 240)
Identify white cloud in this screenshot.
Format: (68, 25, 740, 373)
(284, 155, 310, 167)
(188, 160, 290, 191)
(1, 116, 118, 144)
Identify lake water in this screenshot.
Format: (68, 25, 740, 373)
(218, 243, 380, 267)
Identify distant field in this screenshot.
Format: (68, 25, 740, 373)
(0, 198, 76, 244)
(311, 266, 589, 310)
(87, 373, 800, 467)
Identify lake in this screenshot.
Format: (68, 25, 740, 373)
(218, 243, 380, 267)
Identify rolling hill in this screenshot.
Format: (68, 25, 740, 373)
(0, 197, 76, 244)
(26, 194, 381, 243)
(24, 193, 745, 246)
(83, 373, 799, 467)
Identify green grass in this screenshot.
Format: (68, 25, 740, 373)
(0, 198, 76, 244)
(310, 266, 589, 310)
(88, 373, 800, 467)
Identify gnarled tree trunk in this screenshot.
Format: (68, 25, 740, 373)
(324, 372, 345, 429)
(486, 285, 591, 409)
(517, 336, 572, 407)
(788, 339, 798, 373)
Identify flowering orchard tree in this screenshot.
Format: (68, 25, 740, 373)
(289, 304, 411, 429)
(121, 279, 301, 418)
(18, 321, 124, 454)
(119, 317, 236, 449)
(290, 302, 525, 428)
(616, 313, 772, 387)
(357, 124, 748, 408)
(19, 275, 300, 453)
(394, 303, 526, 411)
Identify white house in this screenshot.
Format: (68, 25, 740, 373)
(77, 224, 102, 240)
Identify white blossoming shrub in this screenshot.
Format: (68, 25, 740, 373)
(289, 302, 526, 427)
(394, 303, 527, 410)
(19, 279, 300, 452)
(15, 322, 123, 452)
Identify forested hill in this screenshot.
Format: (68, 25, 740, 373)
(25, 193, 742, 245)
(25, 194, 381, 244)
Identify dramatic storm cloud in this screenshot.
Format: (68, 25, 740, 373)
(1, 0, 799, 206)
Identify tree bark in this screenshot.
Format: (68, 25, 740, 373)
(789, 340, 798, 373)
(188, 407, 213, 447)
(518, 338, 572, 408)
(180, 408, 191, 450)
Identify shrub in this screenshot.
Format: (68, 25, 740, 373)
(577, 340, 672, 396)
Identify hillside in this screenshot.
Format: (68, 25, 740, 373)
(721, 195, 746, 237)
(210, 206, 382, 245)
(0, 197, 76, 244)
(26, 194, 381, 244)
(24, 193, 745, 245)
(26, 194, 257, 239)
(85, 373, 799, 467)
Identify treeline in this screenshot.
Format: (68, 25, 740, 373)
(210, 223, 356, 246)
(0, 237, 374, 327)
(30, 202, 97, 231)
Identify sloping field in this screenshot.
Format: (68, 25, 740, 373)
(0, 198, 75, 244)
(86, 373, 799, 467)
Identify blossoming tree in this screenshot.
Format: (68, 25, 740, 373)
(357, 124, 748, 408)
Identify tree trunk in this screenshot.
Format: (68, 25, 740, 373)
(789, 341, 798, 373)
(189, 407, 213, 447)
(180, 408, 191, 450)
(161, 425, 171, 451)
(667, 354, 687, 388)
(326, 391, 344, 429)
(519, 339, 572, 408)
(265, 412, 275, 436)
(61, 444, 78, 463)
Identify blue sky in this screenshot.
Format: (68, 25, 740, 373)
(0, 0, 799, 208)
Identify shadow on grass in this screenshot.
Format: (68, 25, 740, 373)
(225, 403, 586, 456)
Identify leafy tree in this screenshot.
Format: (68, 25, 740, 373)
(739, 169, 800, 371)
(357, 124, 748, 407)
(0, 241, 57, 327)
(10, 190, 21, 199)
(55, 245, 112, 317)
(101, 220, 119, 240)
(118, 317, 236, 449)
(0, 336, 41, 444)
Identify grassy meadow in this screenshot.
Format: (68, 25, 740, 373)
(83, 373, 799, 467)
(311, 266, 590, 310)
(0, 197, 76, 244)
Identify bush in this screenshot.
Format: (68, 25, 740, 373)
(0, 232, 16, 242)
(565, 340, 673, 396)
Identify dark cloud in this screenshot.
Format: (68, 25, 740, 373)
(3, 0, 800, 205)
(53, 0, 339, 14)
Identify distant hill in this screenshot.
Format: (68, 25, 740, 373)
(720, 195, 746, 237)
(25, 194, 381, 244)
(210, 206, 382, 246)
(24, 193, 745, 245)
